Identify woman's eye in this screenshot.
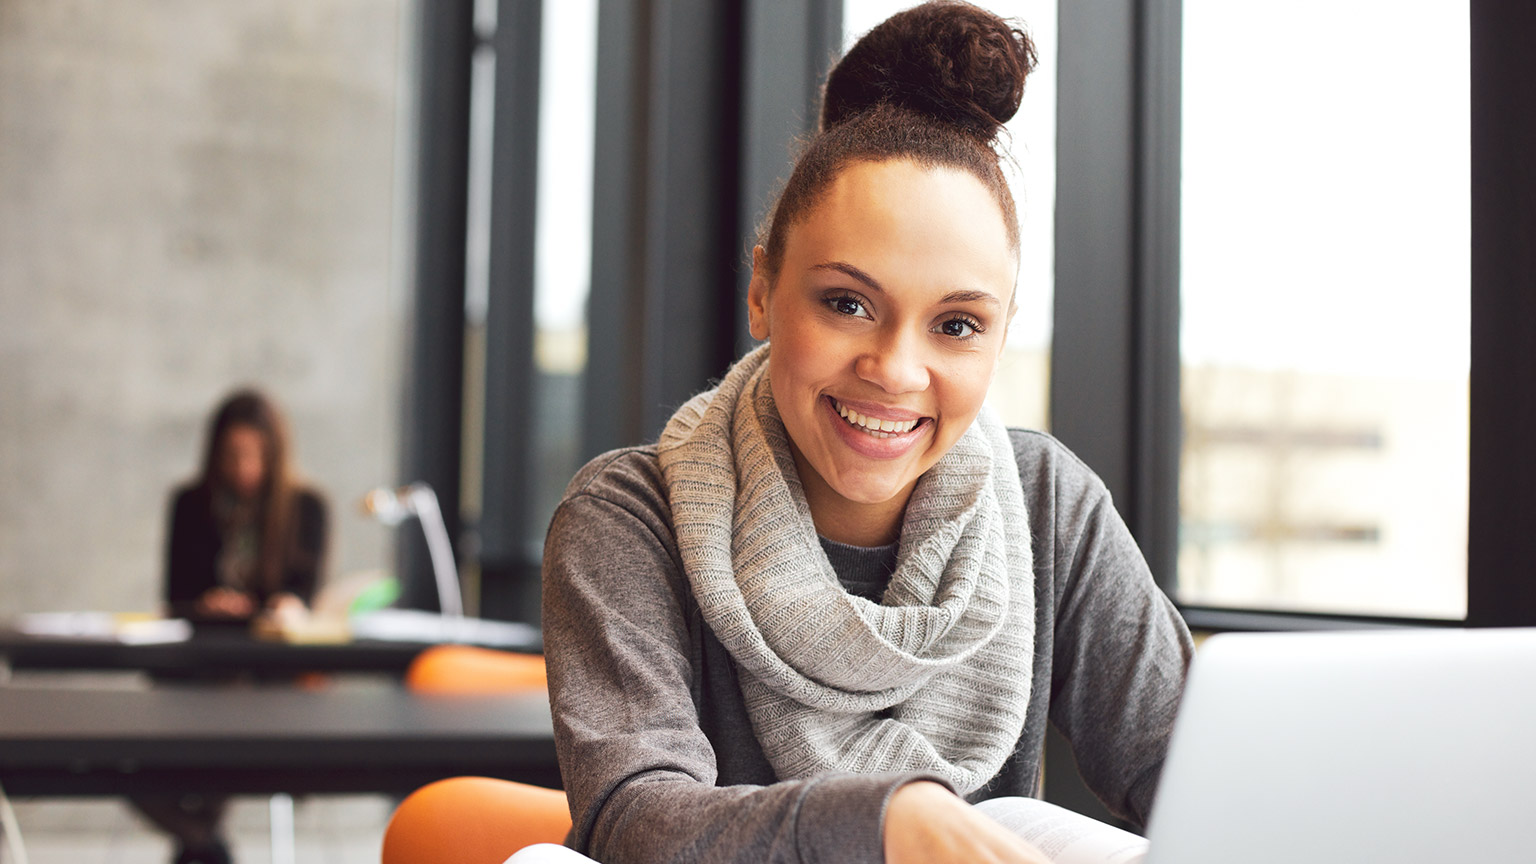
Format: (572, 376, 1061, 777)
(937, 317, 982, 339)
(828, 295, 871, 318)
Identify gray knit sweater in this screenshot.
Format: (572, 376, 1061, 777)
(541, 429, 1193, 864)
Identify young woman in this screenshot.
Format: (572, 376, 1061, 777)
(139, 388, 328, 864)
(165, 388, 327, 624)
(539, 4, 1193, 863)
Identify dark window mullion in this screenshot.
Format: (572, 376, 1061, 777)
(1051, 1, 1137, 514)
(1466, 0, 1536, 628)
(1131, 0, 1182, 595)
(478, 0, 543, 622)
(399, 0, 475, 612)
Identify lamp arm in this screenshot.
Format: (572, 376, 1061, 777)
(406, 484, 465, 619)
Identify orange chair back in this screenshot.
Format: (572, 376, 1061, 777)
(388, 647, 564, 862)
(404, 644, 547, 694)
(382, 777, 571, 864)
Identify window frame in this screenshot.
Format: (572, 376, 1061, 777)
(401, 0, 1536, 627)
(1053, 0, 1536, 632)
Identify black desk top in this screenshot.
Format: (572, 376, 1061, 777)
(0, 627, 486, 676)
(0, 685, 559, 795)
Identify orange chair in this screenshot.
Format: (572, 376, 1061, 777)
(404, 644, 549, 693)
(383, 646, 570, 864)
(382, 776, 571, 864)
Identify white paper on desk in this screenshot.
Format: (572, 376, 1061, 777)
(975, 797, 1149, 864)
(349, 609, 538, 649)
(116, 618, 194, 644)
(15, 612, 192, 645)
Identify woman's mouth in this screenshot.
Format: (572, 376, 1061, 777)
(833, 400, 920, 438)
(823, 396, 927, 458)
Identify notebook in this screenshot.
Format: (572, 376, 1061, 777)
(1143, 626, 1536, 864)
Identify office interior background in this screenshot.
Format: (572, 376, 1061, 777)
(0, 0, 1533, 856)
(5, 0, 1531, 628)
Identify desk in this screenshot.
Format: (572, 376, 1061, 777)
(0, 625, 538, 678)
(0, 685, 560, 796)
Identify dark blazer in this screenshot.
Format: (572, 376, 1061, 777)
(164, 485, 328, 619)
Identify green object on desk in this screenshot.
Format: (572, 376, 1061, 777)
(349, 577, 401, 615)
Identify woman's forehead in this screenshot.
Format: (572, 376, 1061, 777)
(222, 425, 267, 449)
(781, 160, 1016, 296)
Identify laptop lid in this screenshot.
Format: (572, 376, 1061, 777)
(1144, 627, 1536, 864)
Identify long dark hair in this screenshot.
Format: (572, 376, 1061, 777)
(196, 388, 300, 595)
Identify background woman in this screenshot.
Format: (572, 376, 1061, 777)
(166, 388, 327, 624)
(539, 3, 1193, 863)
(140, 388, 328, 864)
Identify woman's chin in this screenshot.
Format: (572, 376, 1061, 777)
(807, 435, 930, 509)
(822, 469, 916, 509)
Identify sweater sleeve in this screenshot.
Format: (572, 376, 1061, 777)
(1036, 439, 1194, 827)
(165, 487, 215, 618)
(542, 472, 939, 864)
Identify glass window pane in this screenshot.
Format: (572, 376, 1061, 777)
(1179, 1, 1470, 618)
(843, 0, 1057, 432)
(529, 0, 598, 548)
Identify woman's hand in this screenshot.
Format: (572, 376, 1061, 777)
(195, 587, 256, 618)
(260, 592, 309, 630)
(251, 591, 309, 639)
(265, 592, 307, 618)
(884, 781, 1052, 864)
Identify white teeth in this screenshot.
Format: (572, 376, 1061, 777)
(833, 399, 920, 436)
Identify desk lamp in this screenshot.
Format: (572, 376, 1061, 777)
(362, 483, 464, 618)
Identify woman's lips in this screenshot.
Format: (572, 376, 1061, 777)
(823, 396, 931, 459)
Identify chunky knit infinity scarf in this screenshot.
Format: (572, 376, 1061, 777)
(657, 344, 1034, 794)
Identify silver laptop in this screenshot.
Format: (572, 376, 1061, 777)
(1144, 626, 1536, 864)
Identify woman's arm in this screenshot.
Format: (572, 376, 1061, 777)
(543, 457, 937, 864)
(1037, 439, 1194, 826)
(165, 488, 217, 618)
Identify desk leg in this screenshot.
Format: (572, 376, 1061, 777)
(268, 794, 294, 864)
(0, 780, 31, 864)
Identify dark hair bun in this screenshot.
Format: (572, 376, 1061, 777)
(822, 1, 1037, 142)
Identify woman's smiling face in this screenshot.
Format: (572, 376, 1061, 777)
(748, 158, 1017, 544)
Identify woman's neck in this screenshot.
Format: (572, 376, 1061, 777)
(811, 502, 904, 547)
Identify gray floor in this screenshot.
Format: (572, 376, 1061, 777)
(5, 795, 392, 864)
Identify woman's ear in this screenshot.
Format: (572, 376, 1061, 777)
(747, 245, 771, 341)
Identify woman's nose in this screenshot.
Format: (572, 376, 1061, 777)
(854, 328, 930, 394)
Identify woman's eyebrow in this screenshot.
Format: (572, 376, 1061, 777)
(810, 261, 883, 292)
(811, 262, 1004, 310)
(939, 289, 1003, 310)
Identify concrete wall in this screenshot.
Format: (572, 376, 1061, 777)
(0, 1, 408, 613)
